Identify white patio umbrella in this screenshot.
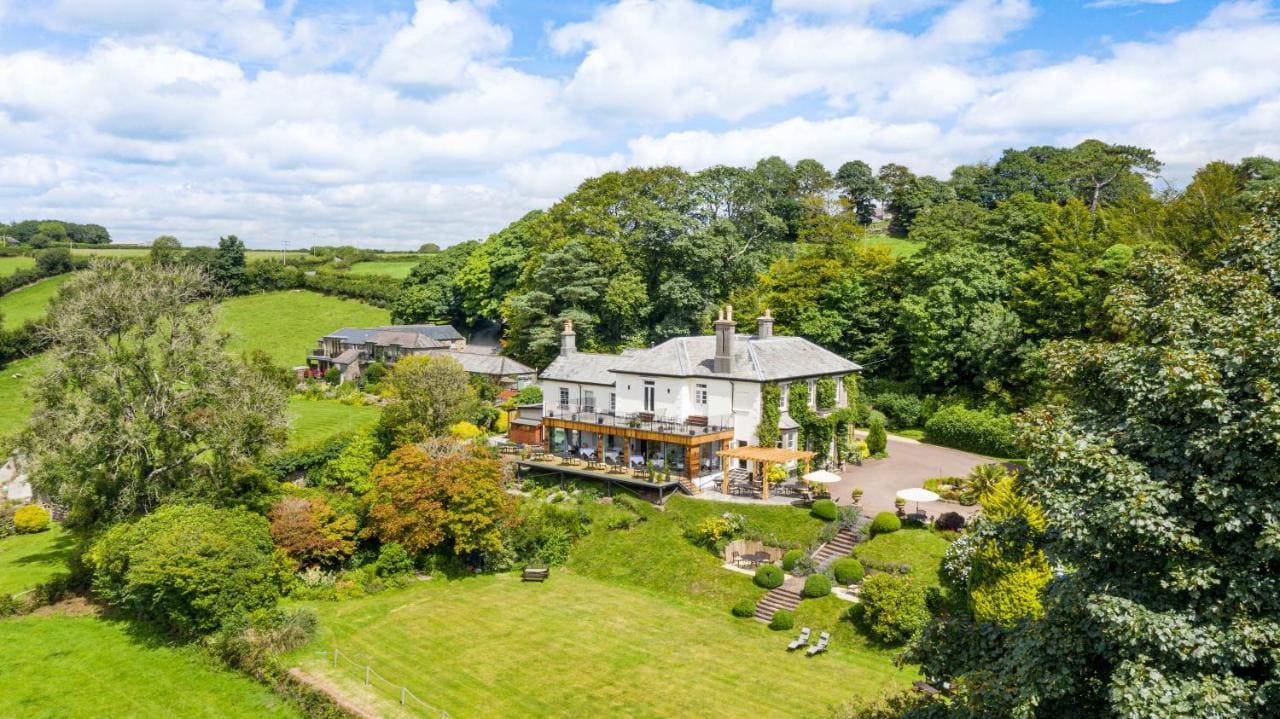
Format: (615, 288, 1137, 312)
(896, 487, 941, 513)
(802, 469, 842, 484)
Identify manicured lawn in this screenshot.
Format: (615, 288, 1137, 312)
(568, 495, 825, 612)
(289, 572, 914, 718)
(0, 353, 48, 438)
(287, 398, 380, 448)
(346, 260, 419, 279)
(0, 273, 74, 328)
(0, 615, 300, 718)
(0, 256, 35, 275)
(217, 290, 390, 368)
(0, 524, 73, 596)
(854, 528, 951, 588)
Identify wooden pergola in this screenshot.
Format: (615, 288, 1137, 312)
(717, 446, 816, 500)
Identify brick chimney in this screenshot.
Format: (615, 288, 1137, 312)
(560, 319, 576, 356)
(756, 308, 774, 338)
(714, 305, 736, 374)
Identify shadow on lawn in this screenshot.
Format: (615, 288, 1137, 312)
(9, 531, 76, 566)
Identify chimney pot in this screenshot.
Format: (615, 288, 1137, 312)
(560, 319, 577, 356)
(756, 308, 774, 339)
(713, 304, 736, 373)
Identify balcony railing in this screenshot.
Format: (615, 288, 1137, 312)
(544, 404, 734, 436)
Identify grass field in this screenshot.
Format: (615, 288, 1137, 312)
(217, 290, 389, 368)
(0, 256, 35, 275)
(0, 524, 73, 596)
(71, 247, 309, 263)
(0, 615, 300, 718)
(865, 236, 924, 258)
(287, 398, 380, 448)
(0, 353, 48, 438)
(345, 260, 418, 279)
(854, 528, 951, 588)
(290, 572, 913, 718)
(0, 273, 74, 328)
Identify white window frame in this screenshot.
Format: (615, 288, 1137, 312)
(694, 383, 708, 408)
(583, 390, 595, 412)
(558, 387, 569, 408)
(643, 380, 656, 412)
(780, 382, 789, 410)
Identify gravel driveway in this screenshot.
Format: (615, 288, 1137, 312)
(828, 434, 995, 519)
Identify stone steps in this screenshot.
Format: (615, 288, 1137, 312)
(753, 587, 802, 622)
(812, 529, 859, 569)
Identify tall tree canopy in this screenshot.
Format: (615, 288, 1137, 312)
(908, 208, 1280, 716)
(25, 261, 286, 529)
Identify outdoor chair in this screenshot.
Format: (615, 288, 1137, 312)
(806, 631, 830, 657)
(787, 627, 812, 651)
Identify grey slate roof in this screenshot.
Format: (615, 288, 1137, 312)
(332, 348, 360, 365)
(429, 349, 534, 377)
(618, 334, 860, 381)
(539, 352, 625, 386)
(324, 324, 463, 350)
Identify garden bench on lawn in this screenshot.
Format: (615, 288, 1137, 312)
(806, 631, 830, 657)
(522, 567, 550, 582)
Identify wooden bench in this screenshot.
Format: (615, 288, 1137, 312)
(522, 567, 550, 582)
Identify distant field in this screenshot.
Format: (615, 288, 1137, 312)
(0, 256, 35, 275)
(217, 290, 389, 368)
(0, 354, 48, 438)
(287, 398, 380, 448)
(0, 273, 74, 328)
(71, 247, 309, 263)
(346, 260, 419, 279)
(0, 523, 73, 596)
(0, 615, 300, 718)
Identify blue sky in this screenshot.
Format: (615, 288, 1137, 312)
(0, 0, 1277, 249)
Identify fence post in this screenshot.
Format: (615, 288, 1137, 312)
(401, 687, 406, 705)
(364, 666, 370, 686)
(332, 648, 338, 668)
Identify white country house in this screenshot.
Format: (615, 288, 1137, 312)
(535, 306, 860, 492)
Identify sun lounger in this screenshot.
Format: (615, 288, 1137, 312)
(786, 627, 811, 651)
(805, 631, 830, 657)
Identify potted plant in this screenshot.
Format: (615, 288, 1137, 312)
(894, 496, 907, 516)
(851, 487, 864, 505)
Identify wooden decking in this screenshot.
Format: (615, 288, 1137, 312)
(515, 457, 686, 502)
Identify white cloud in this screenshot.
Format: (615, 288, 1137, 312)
(2, 0, 1280, 248)
(368, 0, 512, 87)
(1086, 0, 1179, 8)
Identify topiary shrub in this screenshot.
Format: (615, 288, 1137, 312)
(811, 499, 838, 521)
(781, 549, 804, 571)
(832, 558, 865, 585)
(754, 563, 784, 589)
(923, 405, 1019, 458)
(731, 598, 756, 618)
(935, 512, 966, 532)
(866, 417, 888, 456)
(13, 505, 50, 534)
(869, 512, 901, 536)
(769, 609, 795, 631)
(802, 573, 832, 598)
(851, 574, 929, 645)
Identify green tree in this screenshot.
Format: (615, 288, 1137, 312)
(150, 235, 183, 266)
(36, 221, 68, 246)
(909, 219, 1280, 716)
(314, 428, 381, 493)
(213, 235, 247, 293)
(865, 417, 887, 456)
(1058, 139, 1161, 214)
(378, 355, 478, 445)
(364, 441, 510, 556)
(88, 504, 283, 636)
(35, 247, 72, 275)
(835, 160, 883, 225)
(23, 261, 286, 529)
(1161, 160, 1249, 267)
